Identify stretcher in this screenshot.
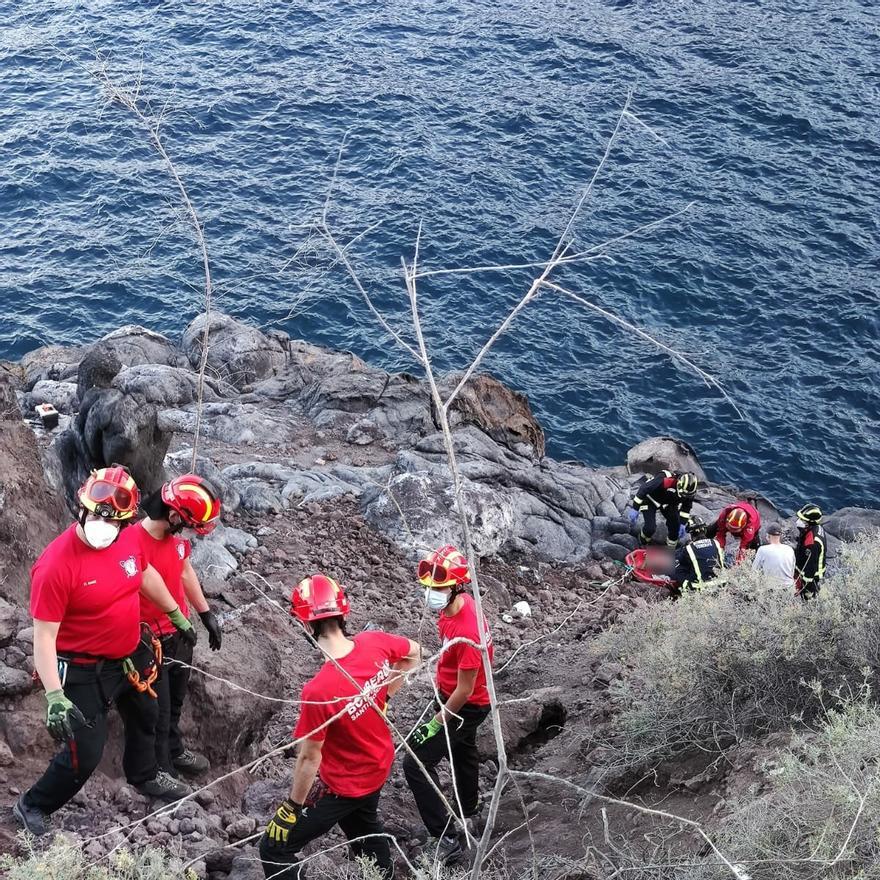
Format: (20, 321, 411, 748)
(624, 546, 677, 588)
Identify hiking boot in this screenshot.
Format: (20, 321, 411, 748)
(13, 794, 49, 836)
(172, 748, 210, 776)
(135, 770, 192, 802)
(432, 834, 463, 865)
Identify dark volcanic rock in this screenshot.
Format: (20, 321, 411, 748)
(182, 312, 288, 391)
(823, 507, 880, 542)
(626, 436, 707, 481)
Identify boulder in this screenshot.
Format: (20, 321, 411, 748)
(823, 507, 880, 542)
(76, 344, 123, 403)
(0, 598, 23, 647)
(182, 313, 288, 391)
(0, 665, 33, 696)
(626, 437, 707, 482)
(96, 325, 189, 369)
(159, 402, 298, 446)
(54, 385, 170, 510)
(28, 380, 79, 414)
(19, 344, 82, 389)
(440, 372, 545, 459)
(181, 603, 288, 768)
(113, 365, 232, 407)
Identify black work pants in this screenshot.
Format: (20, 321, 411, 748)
(25, 643, 159, 815)
(155, 632, 193, 773)
(403, 700, 491, 838)
(258, 787, 392, 880)
(641, 506, 680, 544)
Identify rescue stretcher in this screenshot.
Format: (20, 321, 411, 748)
(624, 546, 676, 588)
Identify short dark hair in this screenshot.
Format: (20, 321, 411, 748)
(141, 490, 171, 522)
(310, 616, 347, 639)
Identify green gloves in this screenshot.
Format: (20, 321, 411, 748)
(167, 607, 198, 647)
(409, 717, 443, 747)
(45, 689, 87, 742)
(265, 799, 303, 845)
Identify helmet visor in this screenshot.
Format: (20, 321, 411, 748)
(192, 515, 220, 535)
(87, 480, 135, 513)
(418, 560, 450, 584)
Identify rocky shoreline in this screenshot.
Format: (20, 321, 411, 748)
(1, 311, 879, 877)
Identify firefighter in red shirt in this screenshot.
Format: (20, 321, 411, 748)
(706, 502, 762, 564)
(13, 467, 197, 837)
(259, 574, 421, 880)
(124, 474, 223, 779)
(403, 545, 495, 866)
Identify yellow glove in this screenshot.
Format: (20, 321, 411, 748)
(265, 799, 302, 845)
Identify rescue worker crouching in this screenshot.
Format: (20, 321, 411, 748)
(706, 502, 761, 564)
(671, 517, 724, 597)
(794, 503, 826, 600)
(14, 467, 197, 837)
(259, 574, 421, 880)
(629, 471, 698, 548)
(403, 545, 495, 866)
(127, 473, 224, 780)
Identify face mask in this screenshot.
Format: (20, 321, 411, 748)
(83, 518, 121, 549)
(796, 520, 807, 531)
(425, 589, 450, 612)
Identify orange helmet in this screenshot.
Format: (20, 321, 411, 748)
(418, 545, 471, 588)
(78, 466, 140, 521)
(161, 474, 222, 534)
(726, 508, 748, 535)
(291, 574, 350, 623)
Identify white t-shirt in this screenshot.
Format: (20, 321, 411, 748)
(752, 543, 796, 588)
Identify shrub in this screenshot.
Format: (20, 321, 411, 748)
(592, 536, 880, 774)
(0, 836, 193, 880)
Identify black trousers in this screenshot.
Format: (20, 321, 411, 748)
(258, 787, 392, 880)
(155, 632, 193, 773)
(25, 643, 159, 815)
(640, 506, 680, 544)
(403, 700, 491, 838)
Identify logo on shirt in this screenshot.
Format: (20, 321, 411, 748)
(177, 543, 186, 560)
(346, 660, 393, 721)
(119, 556, 138, 578)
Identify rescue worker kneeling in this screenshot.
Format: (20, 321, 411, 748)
(259, 574, 420, 880)
(671, 517, 724, 597)
(14, 467, 197, 837)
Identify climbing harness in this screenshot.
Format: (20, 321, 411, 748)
(123, 630, 163, 698)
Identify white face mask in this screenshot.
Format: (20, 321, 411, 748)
(425, 588, 450, 612)
(796, 520, 807, 531)
(83, 518, 121, 549)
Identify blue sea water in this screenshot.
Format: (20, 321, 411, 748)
(1, 1, 878, 512)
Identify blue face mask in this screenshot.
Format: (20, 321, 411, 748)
(425, 589, 450, 612)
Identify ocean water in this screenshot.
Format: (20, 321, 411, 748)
(1, 1, 878, 512)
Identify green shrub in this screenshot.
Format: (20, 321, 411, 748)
(592, 536, 880, 774)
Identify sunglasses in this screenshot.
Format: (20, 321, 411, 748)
(87, 480, 135, 513)
(418, 560, 451, 583)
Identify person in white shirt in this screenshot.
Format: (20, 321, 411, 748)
(752, 523, 796, 589)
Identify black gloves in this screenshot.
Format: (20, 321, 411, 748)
(199, 610, 222, 651)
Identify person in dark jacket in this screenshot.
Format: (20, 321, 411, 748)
(794, 503, 826, 600)
(629, 471, 698, 548)
(671, 517, 724, 595)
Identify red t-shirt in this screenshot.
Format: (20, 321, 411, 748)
(123, 523, 191, 636)
(293, 631, 410, 798)
(437, 594, 494, 706)
(30, 523, 145, 659)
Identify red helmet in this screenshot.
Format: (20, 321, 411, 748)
(291, 574, 351, 623)
(79, 466, 140, 521)
(161, 474, 222, 534)
(418, 545, 471, 588)
(726, 508, 748, 535)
